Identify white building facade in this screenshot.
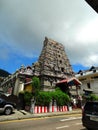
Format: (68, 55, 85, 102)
(75, 66, 98, 96)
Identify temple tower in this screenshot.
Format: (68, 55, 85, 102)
(38, 37, 74, 90)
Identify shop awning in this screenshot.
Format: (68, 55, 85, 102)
(68, 77, 82, 86)
(56, 77, 82, 86)
(56, 79, 68, 84)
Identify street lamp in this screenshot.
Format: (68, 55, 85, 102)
(85, 0, 98, 13)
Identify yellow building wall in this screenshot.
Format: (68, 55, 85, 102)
(24, 84, 32, 92)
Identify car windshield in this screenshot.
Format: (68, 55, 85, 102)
(84, 102, 98, 112)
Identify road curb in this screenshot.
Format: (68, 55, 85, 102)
(0, 109, 82, 122)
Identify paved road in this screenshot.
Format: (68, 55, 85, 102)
(0, 114, 85, 130)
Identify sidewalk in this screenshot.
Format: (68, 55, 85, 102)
(0, 109, 82, 122)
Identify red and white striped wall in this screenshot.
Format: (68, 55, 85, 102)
(34, 106, 68, 114)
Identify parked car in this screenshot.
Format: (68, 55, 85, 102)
(82, 101, 98, 130)
(0, 98, 16, 115)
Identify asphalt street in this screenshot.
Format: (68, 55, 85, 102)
(0, 111, 83, 130)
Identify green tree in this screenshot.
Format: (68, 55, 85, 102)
(36, 91, 52, 106)
(83, 94, 98, 101)
(90, 94, 98, 101)
(32, 76, 40, 97)
(53, 88, 70, 106)
(36, 89, 70, 106)
(24, 91, 32, 105)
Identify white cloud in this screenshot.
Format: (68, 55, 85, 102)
(84, 54, 98, 66)
(75, 18, 98, 43)
(0, 0, 98, 70)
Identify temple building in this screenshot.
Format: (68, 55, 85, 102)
(1, 37, 77, 95)
(38, 37, 74, 90)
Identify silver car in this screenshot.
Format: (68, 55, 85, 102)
(0, 98, 16, 115)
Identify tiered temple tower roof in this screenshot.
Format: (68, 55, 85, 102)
(38, 37, 74, 89)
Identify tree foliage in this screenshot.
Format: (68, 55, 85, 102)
(89, 94, 98, 101)
(32, 76, 40, 97)
(36, 91, 52, 106)
(35, 88, 70, 106)
(83, 94, 98, 101)
(24, 91, 32, 105)
(51, 88, 70, 106)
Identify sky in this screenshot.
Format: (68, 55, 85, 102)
(0, 0, 98, 74)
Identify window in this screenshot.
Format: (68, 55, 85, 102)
(58, 55, 60, 57)
(60, 60, 62, 64)
(87, 82, 91, 89)
(61, 67, 64, 72)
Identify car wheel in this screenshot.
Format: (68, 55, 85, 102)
(4, 107, 12, 115)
